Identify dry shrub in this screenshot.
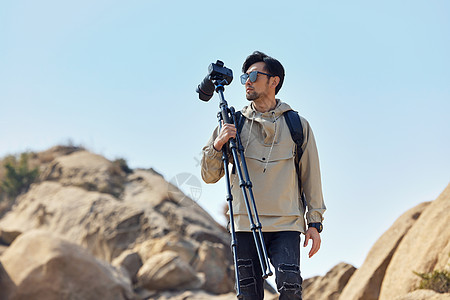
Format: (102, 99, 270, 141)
(414, 269, 450, 293)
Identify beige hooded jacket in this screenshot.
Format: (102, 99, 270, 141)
(201, 100, 326, 233)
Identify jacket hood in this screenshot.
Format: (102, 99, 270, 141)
(240, 99, 293, 145)
(241, 99, 293, 119)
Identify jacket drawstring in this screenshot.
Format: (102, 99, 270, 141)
(263, 112, 277, 173)
(244, 111, 256, 154)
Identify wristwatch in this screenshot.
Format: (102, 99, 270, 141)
(308, 222, 323, 233)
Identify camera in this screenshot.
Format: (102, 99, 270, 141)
(196, 60, 233, 102)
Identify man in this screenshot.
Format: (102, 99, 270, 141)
(201, 51, 326, 299)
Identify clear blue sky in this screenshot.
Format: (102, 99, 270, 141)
(1, 0, 449, 281)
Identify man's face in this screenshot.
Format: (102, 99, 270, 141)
(244, 62, 272, 101)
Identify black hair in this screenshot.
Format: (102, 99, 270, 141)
(242, 51, 285, 95)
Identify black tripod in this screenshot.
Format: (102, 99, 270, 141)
(213, 79, 273, 298)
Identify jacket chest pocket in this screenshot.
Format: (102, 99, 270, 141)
(243, 133, 295, 163)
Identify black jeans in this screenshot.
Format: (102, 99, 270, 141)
(236, 231, 303, 300)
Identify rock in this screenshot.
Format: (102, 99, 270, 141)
(124, 169, 229, 246)
(192, 241, 235, 294)
(0, 182, 144, 262)
(124, 169, 172, 206)
(0, 261, 16, 300)
(0, 201, 12, 219)
(136, 232, 199, 264)
(0, 148, 236, 297)
(139, 290, 237, 300)
(40, 150, 125, 197)
(339, 202, 430, 300)
(379, 184, 450, 300)
(394, 289, 450, 300)
(112, 250, 143, 283)
(135, 235, 235, 294)
(152, 197, 228, 246)
(0, 230, 136, 300)
(303, 262, 356, 300)
(0, 228, 22, 245)
(137, 289, 279, 300)
(34, 145, 83, 165)
(137, 251, 203, 291)
(0, 244, 8, 256)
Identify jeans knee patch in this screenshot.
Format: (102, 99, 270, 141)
(278, 263, 300, 274)
(277, 264, 303, 295)
(280, 282, 302, 291)
(237, 259, 258, 296)
(238, 259, 254, 277)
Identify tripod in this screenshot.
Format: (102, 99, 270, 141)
(213, 79, 273, 298)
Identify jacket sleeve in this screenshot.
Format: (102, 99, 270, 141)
(299, 118, 326, 224)
(201, 126, 227, 184)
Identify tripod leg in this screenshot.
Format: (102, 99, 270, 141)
(228, 198, 243, 299)
(230, 107, 273, 278)
(218, 113, 243, 299)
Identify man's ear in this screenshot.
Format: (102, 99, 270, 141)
(272, 76, 280, 88)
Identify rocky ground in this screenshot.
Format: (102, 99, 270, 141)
(303, 184, 450, 300)
(0, 146, 448, 299)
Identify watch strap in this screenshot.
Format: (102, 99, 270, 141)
(308, 222, 323, 233)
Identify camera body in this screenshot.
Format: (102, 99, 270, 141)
(208, 60, 233, 84)
(196, 60, 233, 102)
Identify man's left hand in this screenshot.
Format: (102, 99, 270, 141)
(303, 227, 321, 258)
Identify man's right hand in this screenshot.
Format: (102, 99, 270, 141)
(213, 121, 237, 151)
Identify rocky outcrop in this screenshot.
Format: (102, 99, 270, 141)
(303, 263, 356, 300)
(304, 183, 450, 300)
(0, 148, 235, 298)
(338, 202, 431, 300)
(1, 147, 448, 299)
(1, 230, 135, 300)
(379, 184, 450, 299)
(40, 150, 127, 197)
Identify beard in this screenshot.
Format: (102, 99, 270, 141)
(246, 90, 260, 101)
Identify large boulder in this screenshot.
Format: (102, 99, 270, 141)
(302, 262, 356, 300)
(0, 230, 136, 300)
(379, 184, 450, 299)
(40, 150, 125, 197)
(338, 201, 430, 300)
(0, 181, 145, 261)
(192, 241, 235, 294)
(136, 251, 203, 291)
(135, 232, 199, 264)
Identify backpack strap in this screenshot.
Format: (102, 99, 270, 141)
(283, 110, 307, 210)
(234, 111, 246, 135)
(230, 111, 246, 175)
(283, 110, 304, 163)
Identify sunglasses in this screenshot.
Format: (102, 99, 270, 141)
(240, 71, 274, 85)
